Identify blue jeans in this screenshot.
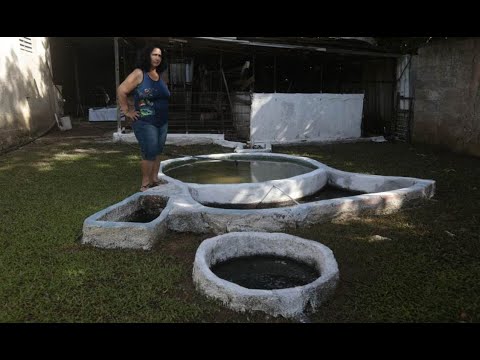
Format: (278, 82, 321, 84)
(132, 120, 168, 160)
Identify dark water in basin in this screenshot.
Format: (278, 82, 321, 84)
(122, 208, 163, 223)
(211, 255, 319, 290)
(204, 185, 366, 209)
(164, 159, 315, 184)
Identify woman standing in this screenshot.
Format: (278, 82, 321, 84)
(117, 45, 170, 191)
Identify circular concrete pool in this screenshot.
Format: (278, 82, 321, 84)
(192, 232, 339, 319)
(160, 153, 328, 206)
(164, 158, 315, 184)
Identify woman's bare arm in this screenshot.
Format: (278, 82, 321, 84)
(117, 68, 142, 120)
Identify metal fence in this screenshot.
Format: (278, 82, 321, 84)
(168, 91, 251, 140)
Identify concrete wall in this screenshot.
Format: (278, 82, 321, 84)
(412, 38, 480, 157)
(250, 93, 364, 144)
(0, 37, 57, 152)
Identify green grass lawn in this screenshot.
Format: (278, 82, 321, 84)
(1, 139, 479, 322)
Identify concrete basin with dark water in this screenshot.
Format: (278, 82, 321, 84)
(82, 152, 435, 247)
(161, 153, 328, 207)
(81, 152, 435, 319)
(192, 232, 339, 320)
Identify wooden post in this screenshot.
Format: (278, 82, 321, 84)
(252, 53, 255, 92)
(114, 37, 121, 133)
(273, 55, 277, 93)
(73, 46, 82, 117)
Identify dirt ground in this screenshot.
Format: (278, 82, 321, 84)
(40, 118, 119, 141)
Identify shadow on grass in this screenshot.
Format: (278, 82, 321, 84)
(0, 139, 478, 322)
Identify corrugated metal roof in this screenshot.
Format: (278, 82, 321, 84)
(195, 37, 327, 52)
(190, 37, 401, 57)
(64, 37, 403, 57)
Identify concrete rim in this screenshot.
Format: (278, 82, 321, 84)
(192, 231, 339, 319)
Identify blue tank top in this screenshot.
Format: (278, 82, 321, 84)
(133, 70, 170, 126)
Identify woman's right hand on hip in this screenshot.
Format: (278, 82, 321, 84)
(123, 109, 140, 121)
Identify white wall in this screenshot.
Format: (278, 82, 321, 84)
(250, 93, 364, 144)
(0, 37, 56, 151)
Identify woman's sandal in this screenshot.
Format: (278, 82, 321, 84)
(140, 184, 151, 192)
(150, 180, 164, 187)
(140, 180, 165, 191)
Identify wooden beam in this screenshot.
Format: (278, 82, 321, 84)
(114, 37, 121, 133)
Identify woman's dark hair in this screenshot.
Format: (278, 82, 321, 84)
(135, 45, 168, 74)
